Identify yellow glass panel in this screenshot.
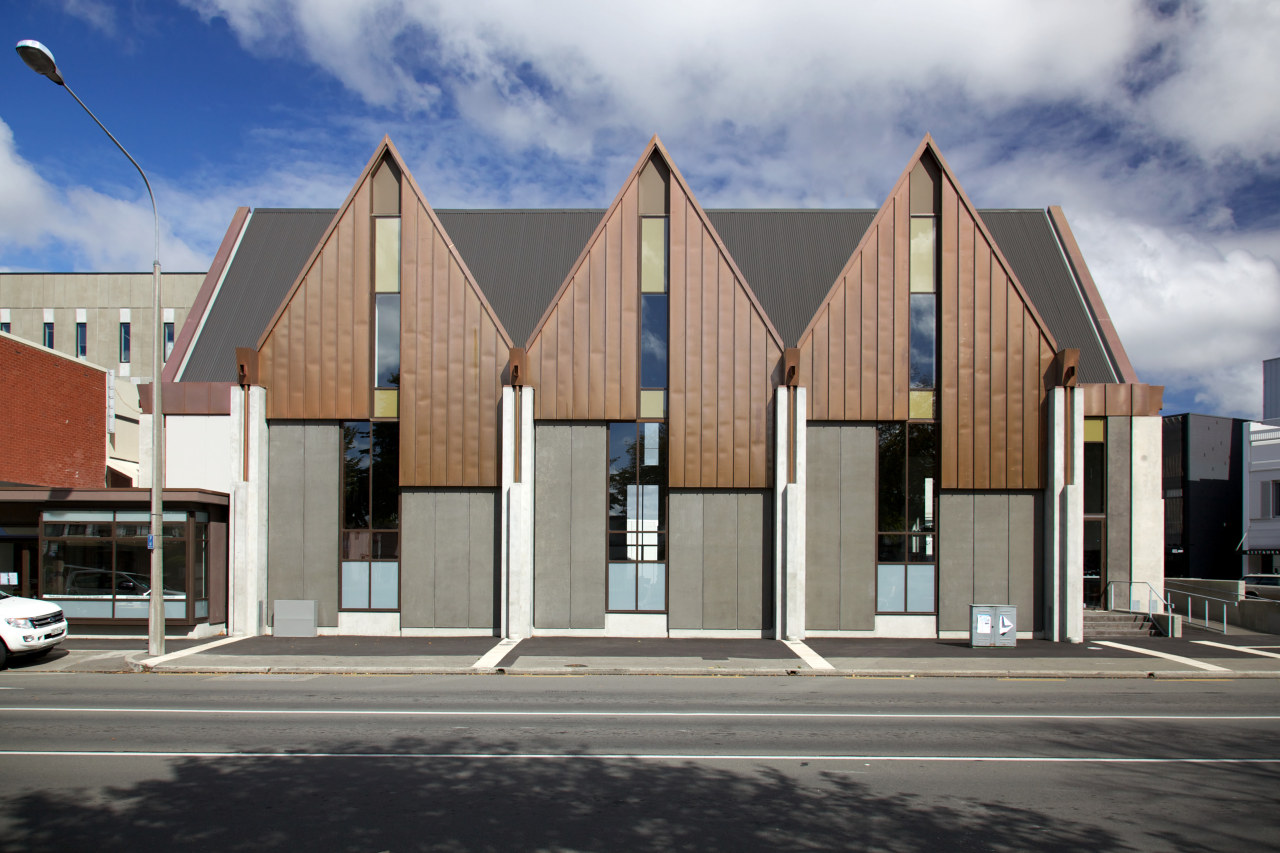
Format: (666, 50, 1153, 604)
(1084, 417, 1105, 443)
(910, 218, 935, 293)
(639, 389, 666, 419)
(374, 218, 400, 293)
(640, 218, 667, 293)
(374, 389, 399, 418)
(909, 390, 934, 420)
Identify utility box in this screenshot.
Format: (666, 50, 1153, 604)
(274, 599, 318, 638)
(970, 604, 1017, 647)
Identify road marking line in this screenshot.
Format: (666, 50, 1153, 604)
(1194, 641, 1280, 661)
(783, 640, 834, 671)
(139, 635, 248, 666)
(1, 707, 1275, 720)
(2, 750, 1278, 764)
(1093, 641, 1230, 672)
(473, 637, 521, 669)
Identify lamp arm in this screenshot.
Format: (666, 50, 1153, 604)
(61, 81, 160, 264)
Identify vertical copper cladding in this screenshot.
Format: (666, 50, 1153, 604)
(523, 139, 782, 489)
(257, 138, 511, 487)
(797, 137, 1060, 490)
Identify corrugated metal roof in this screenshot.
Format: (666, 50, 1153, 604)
(707, 210, 874, 346)
(180, 209, 336, 382)
(979, 210, 1117, 383)
(435, 209, 604, 346)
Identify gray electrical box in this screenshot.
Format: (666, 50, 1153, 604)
(274, 599, 318, 637)
(970, 604, 1017, 647)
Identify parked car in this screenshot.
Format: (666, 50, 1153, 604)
(1243, 574, 1280, 600)
(0, 590, 67, 669)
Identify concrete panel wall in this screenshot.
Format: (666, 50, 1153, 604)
(804, 424, 877, 631)
(267, 422, 340, 627)
(669, 491, 772, 631)
(534, 424, 606, 629)
(400, 490, 497, 629)
(1107, 416, 1133, 585)
(940, 491, 1043, 632)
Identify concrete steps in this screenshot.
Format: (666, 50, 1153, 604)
(1084, 610, 1157, 639)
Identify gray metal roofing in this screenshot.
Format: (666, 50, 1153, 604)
(182, 205, 1117, 386)
(706, 210, 875, 346)
(435, 210, 604, 346)
(979, 210, 1118, 383)
(179, 209, 336, 383)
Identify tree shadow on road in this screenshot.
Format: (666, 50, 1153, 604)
(0, 735, 1131, 853)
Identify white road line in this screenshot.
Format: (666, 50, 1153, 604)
(473, 637, 521, 669)
(1194, 641, 1280, 661)
(783, 640, 835, 671)
(1, 707, 1275, 720)
(139, 635, 248, 666)
(2, 750, 1278, 764)
(1093, 641, 1231, 672)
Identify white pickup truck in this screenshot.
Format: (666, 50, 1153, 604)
(0, 590, 68, 669)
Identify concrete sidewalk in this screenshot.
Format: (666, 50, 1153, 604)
(96, 626, 1280, 679)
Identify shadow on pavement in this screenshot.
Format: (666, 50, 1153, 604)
(0, 736, 1126, 853)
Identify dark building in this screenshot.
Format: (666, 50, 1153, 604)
(1163, 413, 1245, 579)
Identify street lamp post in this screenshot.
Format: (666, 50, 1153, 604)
(17, 40, 167, 657)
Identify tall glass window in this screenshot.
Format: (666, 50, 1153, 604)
(43, 322, 54, 349)
(909, 157, 939, 420)
(341, 421, 400, 610)
(75, 322, 87, 359)
(607, 422, 667, 612)
(119, 322, 131, 364)
(876, 423, 937, 613)
(163, 322, 175, 361)
(375, 293, 400, 388)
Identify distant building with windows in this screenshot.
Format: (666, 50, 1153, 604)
(3, 135, 1166, 640)
(1242, 357, 1280, 574)
(0, 272, 203, 382)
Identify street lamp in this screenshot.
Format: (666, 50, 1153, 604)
(17, 39, 167, 657)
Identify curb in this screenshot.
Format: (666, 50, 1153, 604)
(126, 662, 1280, 679)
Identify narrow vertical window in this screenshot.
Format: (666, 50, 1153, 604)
(908, 157, 939, 420)
(75, 322, 87, 359)
(371, 157, 402, 418)
(119, 322, 131, 364)
(876, 422, 937, 614)
(607, 422, 667, 612)
(43, 322, 54, 349)
(341, 421, 400, 611)
(163, 322, 175, 361)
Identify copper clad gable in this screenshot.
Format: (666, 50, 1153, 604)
(524, 138, 783, 488)
(798, 137, 1057, 490)
(256, 138, 511, 487)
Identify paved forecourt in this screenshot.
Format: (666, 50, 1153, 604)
(7, 629, 1280, 677)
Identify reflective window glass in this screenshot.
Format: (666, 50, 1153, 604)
(909, 294, 935, 389)
(640, 293, 668, 388)
(375, 293, 400, 388)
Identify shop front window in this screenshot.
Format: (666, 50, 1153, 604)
(39, 509, 205, 620)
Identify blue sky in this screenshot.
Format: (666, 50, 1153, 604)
(3, 1, 1278, 418)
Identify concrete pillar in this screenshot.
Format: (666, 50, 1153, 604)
(501, 386, 535, 638)
(774, 386, 806, 640)
(230, 385, 269, 637)
(1129, 415, 1165, 609)
(1045, 386, 1084, 642)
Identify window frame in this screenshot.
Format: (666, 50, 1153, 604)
(875, 421, 938, 616)
(338, 421, 401, 613)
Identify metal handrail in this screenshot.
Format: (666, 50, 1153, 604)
(1105, 581, 1172, 636)
(1162, 580, 1235, 634)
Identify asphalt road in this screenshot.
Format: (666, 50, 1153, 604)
(1, 673, 1277, 852)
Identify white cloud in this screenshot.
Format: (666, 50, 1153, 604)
(1074, 214, 1280, 417)
(0, 116, 207, 271)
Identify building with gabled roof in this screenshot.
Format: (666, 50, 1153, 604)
(54, 133, 1163, 641)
